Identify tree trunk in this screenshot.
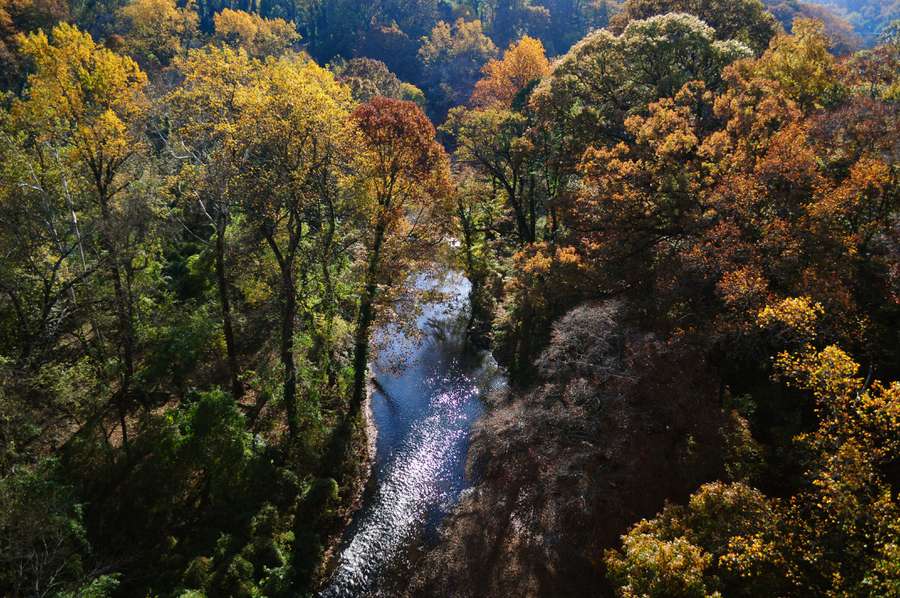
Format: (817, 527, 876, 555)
(320, 253, 339, 389)
(99, 193, 134, 451)
(505, 177, 531, 246)
(280, 266, 299, 440)
(351, 219, 387, 414)
(527, 174, 537, 243)
(457, 197, 476, 276)
(214, 219, 242, 400)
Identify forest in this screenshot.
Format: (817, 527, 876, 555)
(0, 0, 897, 596)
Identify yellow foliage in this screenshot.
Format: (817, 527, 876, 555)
(606, 532, 719, 598)
(14, 23, 148, 170)
(419, 18, 497, 69)
(774, 344, 860, 403)
(168, 46, 260, 146)
(213, 8, 299, 58)
(757, 296, 824, 340)
(471, 35, 550, 108)
(719, 532, 785, 582)
(755, 18, 841, 111)
(116, 0, 197, 68)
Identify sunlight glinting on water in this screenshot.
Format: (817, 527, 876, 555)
(321, 272, 499, 597)
(321, 386, 473, 597)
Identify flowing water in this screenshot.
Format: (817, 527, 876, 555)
(321, 272, 505, 597)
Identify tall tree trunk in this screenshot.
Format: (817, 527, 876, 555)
(321, 191, 338, 388)
(280, 265, 299, 440)
(527, 174, 537, 243)
(351, 219, 387, 414)
(99, 193, 134, 451)
(214, 218, 242, 400)
(320, 253, 338, 389)
(457, 197, 476, 277)
(504, 176, 531, 246)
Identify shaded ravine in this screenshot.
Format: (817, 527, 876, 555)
(321, 272, 505, 597)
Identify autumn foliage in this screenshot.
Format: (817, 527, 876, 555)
(0, 0, 899, 596)
(470, 35, 550, 107)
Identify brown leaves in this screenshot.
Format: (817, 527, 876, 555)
(352, 96, 453, 279)
(353, 96, 445, 186)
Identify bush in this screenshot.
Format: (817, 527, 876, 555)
(0, 461, 97, 596)
(605, 532, 718, 598)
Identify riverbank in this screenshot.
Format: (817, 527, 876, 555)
(406, 305, 731, 597)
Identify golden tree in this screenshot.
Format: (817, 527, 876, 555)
(471, 35, 550, 108)
(212, 8, 299, 58)
(229, 56, 354, 438)
(11, 23, 150, 447)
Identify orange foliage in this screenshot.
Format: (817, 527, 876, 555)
(470, 35, 550, 108)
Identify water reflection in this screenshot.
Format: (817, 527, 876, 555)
(321, 272, 505, 597)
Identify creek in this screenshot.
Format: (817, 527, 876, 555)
(321, 271, 504, 597)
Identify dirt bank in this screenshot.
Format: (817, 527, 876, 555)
(406, 303, 735, 597)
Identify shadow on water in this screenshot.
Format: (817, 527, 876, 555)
(320, 271, 505, 598)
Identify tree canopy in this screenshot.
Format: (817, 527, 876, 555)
(0, 1, 898, 596)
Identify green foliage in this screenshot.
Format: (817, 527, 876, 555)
(0, 461, 98, 596)
(333, 57, 404, 102)
(418, 18, 498, 119)
(530, 12, 751, 152)
(611, 0, 778, 53)
(59, 575, 122, 598)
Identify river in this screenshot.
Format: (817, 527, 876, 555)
(321, 271, 505, 597)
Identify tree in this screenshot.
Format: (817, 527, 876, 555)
(765, 0, 862, 55)
(471, 35, 550, 107)
(293, 0, 378, 64)
(770, 344, 900, 595)
(333, 57, 404, 102)
(606, 482, 785, 597)
(356, 20, 422, 82)
(212, 8, 299, 58)
(418, 18, 498, 119)
(607, 342, 900, 597)
(443, 106, 537, 244)
(537, 0, 616, 55)
(605, 533, 718, 598)
(490, 0, 551, 49)
(843, 26, 900, 101)
(609, 0, 778, 54)
(115, 0, 198, 71)
(349, 97, 452, 412)
(379, 0, 442, 39)
(529, 13, 751, 163)
(571, 82, 711, 301)
(0, 461, 106, 597)
(165, 46, 261, 401)
(229, 55, 355, 438)
(753, 18, 843, 111)
(0, 0, 69, 91)
(12, 23, 151, 448)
